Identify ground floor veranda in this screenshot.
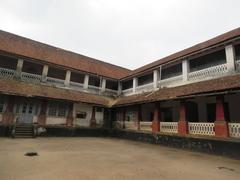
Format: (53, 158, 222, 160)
(113, 93, 240, 139)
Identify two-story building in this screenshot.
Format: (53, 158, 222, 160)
(0, 27, 240, 139)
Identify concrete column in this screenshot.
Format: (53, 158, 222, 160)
(153, 70, 159, 90)
(136, 105, 142, 130)
(42, 65, 49, 82)
(225, 45, 236, 73)
(64, 70, 71, 87)
(182, 60, 190, 82)
(2, 96, 15, 125)
(90, 106, 97, 127)
(152, 102, 160, 133)
(178, 101, 188, 135)
(214, 95, 229, 138)
(15, 59, 24, 78)
(37, 100, 48, 126)
(83, 74, 89, 90)
(122, 108, 126, 129)
(101, 78, 106, 92)
(118, 81, 122, 95)
(133, 77, 138, 93)
(66, 103, 74, 127)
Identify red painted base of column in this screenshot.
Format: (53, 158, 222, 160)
(2, 112, 14, 125)
(152, 121, 160, 133)
(66, 117, 73, 127)
(178, 121, 188, 135)
(90, 119, 97, 127)
(214, 121, 229, 138)
(37, 115, 46, 126)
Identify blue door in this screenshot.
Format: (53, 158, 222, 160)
(18, 102, 34, 124)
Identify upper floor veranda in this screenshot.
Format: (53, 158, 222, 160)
(0, 28, 240, 97)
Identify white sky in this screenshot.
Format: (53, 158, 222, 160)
(0, 0, 240, 70)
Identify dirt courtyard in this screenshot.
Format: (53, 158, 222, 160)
(0, 137, 239, 180)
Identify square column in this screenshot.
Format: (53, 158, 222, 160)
(64, 70, 71, 87)
(182, 60, 190, 82)
(83, 74, 89, 90)
(2, 96, 15, 125)
(136, 105, 142, 130)
(122, 108, 126, 129)
(152, 102, 160, 133)
(133, 77, 138, 93)
(153, 70, 159, 90)
(90, 106, 97, 127)
(42, 65, 49, 82)
(66, 103, 74, 127)
(225, 45, 236, 73)
(101, 78, 106, 93)
(214, 95, 229, 138)
(118, 81, 122, 95)
(37, 100, 48, 126)
(15, 59, 24, 78)
(178, 101, 188, 135)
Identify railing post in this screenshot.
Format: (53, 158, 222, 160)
(178, 101, 188, 135)
(64, 70, 71, 87)
(152, 102, 160, 133)
(42, 65, 49, 82)
(214, 95, 229, 138)
(15, 59, 24, 78)
(225, 44, 236, 73)
(182, 60, 190, 82)
(83, 74, 89, 90)
(153, 70, 159, 90)
(133, 77, 138, 94)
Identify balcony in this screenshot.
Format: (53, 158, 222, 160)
(136, 83, 154, 93)
(158, 75, 183, 88)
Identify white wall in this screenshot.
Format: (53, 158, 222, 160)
(73, 103, 104, 127)
(46, 117, 67, 125)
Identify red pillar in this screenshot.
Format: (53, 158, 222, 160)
(178, 101, 188, 135)
(66, 103, 74, 127)
(136, 105, 142, 130)
(214, 95, 229, 138)
(152, 102, 160, 133)
(37, 100, 47, 126)
(2, 96, 15, 125)
(90, 106, 97, 127)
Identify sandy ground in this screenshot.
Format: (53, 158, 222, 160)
(0, 137, 239, 180)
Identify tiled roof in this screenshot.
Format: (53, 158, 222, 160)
(0, 79, 113, 107)
(0, 30, 131, 79)
(123, 27, 240, 79)
(114, 74, 240, 106)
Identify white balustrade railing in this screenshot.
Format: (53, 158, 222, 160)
(122, 88, 133, 96)
(0, 67, 15, 79)
(21, 72, 41, 84)
(69, 81, 84, 90)
(159, 75, 183, 88)
(228, 123, 240, 138)
(105, 88, 118, 96)
(136, 83, 154, 93)
(125, 121, 138, 130)
(188, 63, 228, 81)
(188, 123, 215, 136)
(140, 121, 152, 131)
(160, 122, 178, 133)
(46, 77, 65, 86)
(235, 60, 240, 72)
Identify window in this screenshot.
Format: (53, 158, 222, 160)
(161, 63, 182, 80)
(58, 103, 67, 117)
(138, 73, 153, 86)
(0, 101, 4, 113)
(76, 112, 87, 119)
(96, 107, 103, 112)
(48, 103, 58, 116)
(122, 79, 133, 90)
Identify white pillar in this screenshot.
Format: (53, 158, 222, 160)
(225, 44, 236, 73)
(83, 74, 89, 90)
(182, 60, 190, 82)
(16, 59, 24, 77)
(118, 81, 122, 95)
(64, 70, 71, 86)
(133, 77, 137, 93)
(101, 78, 106, 92)
(42, 65, 49, 82)
(159, 66, 162, 81)
(153, 70, 159, 90)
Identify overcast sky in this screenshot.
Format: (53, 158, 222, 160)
(0, 0, 240, 70)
